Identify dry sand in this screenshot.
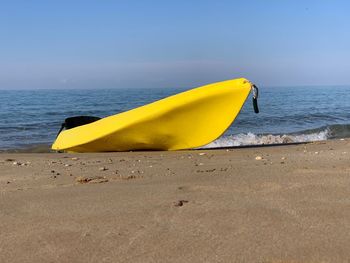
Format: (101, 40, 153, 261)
(0, 139, 349, 262)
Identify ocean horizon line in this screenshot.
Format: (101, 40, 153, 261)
(1, 83, 350, 91)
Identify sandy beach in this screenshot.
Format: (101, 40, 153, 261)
(1, 139, 349, 262)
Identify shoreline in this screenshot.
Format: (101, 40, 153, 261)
(1, 139, 349, 262)
(3, 121, 350, 153)
(0, 138, 343, 153)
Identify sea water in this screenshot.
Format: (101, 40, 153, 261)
(0, 85, 349, 151)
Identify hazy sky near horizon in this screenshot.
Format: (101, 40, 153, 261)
(1, 1, 349, 89)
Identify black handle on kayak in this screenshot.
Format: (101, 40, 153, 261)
(252, 85, 259, 114)
(253, 97, 259, 113)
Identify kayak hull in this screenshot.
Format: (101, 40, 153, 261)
(52, 78, 252, 152)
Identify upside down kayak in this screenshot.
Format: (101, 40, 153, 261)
(52, 78, 259, 152)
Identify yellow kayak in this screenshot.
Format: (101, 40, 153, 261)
(52, 78, 259, 152)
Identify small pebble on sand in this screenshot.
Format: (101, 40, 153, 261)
(71, 157, 79, 161)
(174, 200, 189, 207)
(198, 153, 206, 156)
(99, 167, 108, 171)
(255, 156, 262, 160)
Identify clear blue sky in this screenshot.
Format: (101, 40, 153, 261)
(0, 1, 349, 89)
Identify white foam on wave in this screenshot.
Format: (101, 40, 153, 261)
(202, 129, 329, 148)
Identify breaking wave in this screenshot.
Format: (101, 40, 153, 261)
(203, 124, 350, 148)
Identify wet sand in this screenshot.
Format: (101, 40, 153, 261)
(1, 139, 349, 262)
